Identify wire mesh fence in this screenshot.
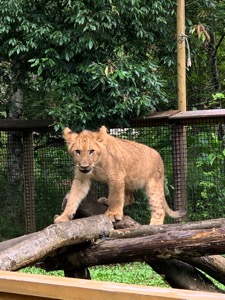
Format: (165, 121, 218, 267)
(0, 111, 225, 239)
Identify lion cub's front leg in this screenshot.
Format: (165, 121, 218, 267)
(105, 180, 125, 222)
(54, 178, 91, 223)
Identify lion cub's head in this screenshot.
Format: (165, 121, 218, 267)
(63, 126, 108, 174)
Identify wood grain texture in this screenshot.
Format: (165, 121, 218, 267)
(0, 270, 225, 300)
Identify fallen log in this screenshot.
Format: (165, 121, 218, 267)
(39, 223, 225, 292)
(148, 259, 223, 293)
(184, 255, 225, 286)
(0, 215, 113, 271)
(0, 216, 138, 253)
(59, 227, 225, 269)
(110, 218, 225, 239)
(2, 186, 225, 293)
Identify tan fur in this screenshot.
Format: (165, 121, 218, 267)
(54, 126, 186, 225)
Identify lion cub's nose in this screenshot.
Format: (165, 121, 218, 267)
(80, 164, 89, 169)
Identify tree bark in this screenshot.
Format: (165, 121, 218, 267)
(63, 227, 225, 268)
(0, 215, 113, 271)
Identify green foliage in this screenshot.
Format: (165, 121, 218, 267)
(187, 127, 225, 220)
(0, 0, 225, 123)
(0, 0, 173, 128)
(186, 0, 225, 109)
(209, 93, 225, 108)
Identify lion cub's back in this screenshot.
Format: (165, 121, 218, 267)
(106, 136, 163, 177)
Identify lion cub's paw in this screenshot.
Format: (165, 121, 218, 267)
(105, 209, 123, 222)
(54, 214, 70, 224)
(98, 197, 109, 206)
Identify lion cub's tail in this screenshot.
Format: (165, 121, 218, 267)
(164, 202, 187, 219)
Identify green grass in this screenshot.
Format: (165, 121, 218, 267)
(90, 263, 168, 287)
(20, 263, 225, 291)
(20, 262, 169, 287)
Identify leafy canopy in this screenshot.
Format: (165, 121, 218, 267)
(0, 0, 175, 129)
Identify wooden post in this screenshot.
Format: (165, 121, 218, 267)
(173, 0, 187, 218)
(172, 124, 187, 216)
(177, 0, 186, 111)
(23, 131, 36, 233)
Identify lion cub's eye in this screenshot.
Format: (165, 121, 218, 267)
(89, 149, 95, 155)
(75, 149, 81, 155)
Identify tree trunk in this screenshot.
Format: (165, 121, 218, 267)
(207, 31, 220, 92)
(5, 88, 24, 237)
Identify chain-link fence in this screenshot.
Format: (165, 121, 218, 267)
(1, 111, 225, 239)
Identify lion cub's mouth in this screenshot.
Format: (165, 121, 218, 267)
(79, 167, 92, 174)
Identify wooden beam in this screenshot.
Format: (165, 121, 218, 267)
(0, 271, 224, 300)
(0, 120, 53, 130)
(170, 109, 225, 119)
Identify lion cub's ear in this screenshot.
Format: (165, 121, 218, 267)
(63, 127, 77, 144)
(96, 126, 108, 142)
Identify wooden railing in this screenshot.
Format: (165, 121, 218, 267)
(0, 271, 224, 300)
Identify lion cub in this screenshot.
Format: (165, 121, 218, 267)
(54, 126, 186, 225)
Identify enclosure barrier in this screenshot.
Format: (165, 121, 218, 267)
(0, 271, 224, 300)
(1, 109, 225, 238)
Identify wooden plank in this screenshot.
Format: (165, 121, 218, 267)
(0, 271, 225, 300)
(170, 109, 225, 119)
(0, 120, 53, 130)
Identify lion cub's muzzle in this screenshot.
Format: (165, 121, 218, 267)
(79, 166, 92, 174)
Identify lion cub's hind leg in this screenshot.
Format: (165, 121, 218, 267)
(146, 179, 166, 225)
(124, 190, 135, 206)
(98, 190, 134, 207)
